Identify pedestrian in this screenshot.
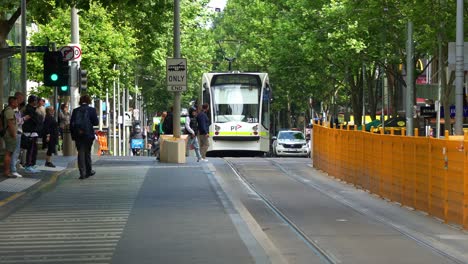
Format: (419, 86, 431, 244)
(185, 107, 203, 161)
(11, 92, 30, 177)
(22, 95, 42, 173)
(70, 95, 99, 179)
(163, 107, 174, 135)
(42, 106, 59, 167)
(197, 103, 210, 161)
(58, 103, 70, 150)
(59, 103, 70, 133)
(2, 96, 20, 177)
(158, 111, 167, 137)
(36, 97, 46, 123)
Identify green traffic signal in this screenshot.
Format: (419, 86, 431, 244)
(60, 86, 68, 92)
(50, 73, 59, 82)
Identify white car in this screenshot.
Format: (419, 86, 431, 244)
(272, 130, 310, 157)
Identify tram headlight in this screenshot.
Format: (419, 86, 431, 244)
(215, 125, 221, 135)
(252, 125, 258, 135)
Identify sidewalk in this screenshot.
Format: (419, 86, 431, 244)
(0, 150, 77, 219)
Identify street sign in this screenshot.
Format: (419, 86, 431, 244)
(124, 112, 132, 126)
(60, 45, 82, 62)
(166, 58, 187, 92)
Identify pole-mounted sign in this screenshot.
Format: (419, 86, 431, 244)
(166, 58, 187, 92)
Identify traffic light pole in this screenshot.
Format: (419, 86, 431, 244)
(61, 7, 80, 157)
(70, 6, 80, 111)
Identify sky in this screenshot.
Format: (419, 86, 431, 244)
(208, 0, 227, 10)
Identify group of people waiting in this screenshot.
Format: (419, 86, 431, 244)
(153, 103, 210, 162)
(2, 92, 71, 178)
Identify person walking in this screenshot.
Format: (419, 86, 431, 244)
(22, 95, 42, 174)
(197, 103, 210, 161)
(185, 107, 203, 162)
(2, 96, 20, 177)
(70, 95, 99, 179)
(42, 106, 59, 167)
(11, 92, 29, 177)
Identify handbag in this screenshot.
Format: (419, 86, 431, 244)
(20, 134, 33, 149)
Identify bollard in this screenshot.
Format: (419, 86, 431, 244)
(414, 128, 419, 137)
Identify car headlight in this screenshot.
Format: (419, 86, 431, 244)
(277, 143, 284, 146)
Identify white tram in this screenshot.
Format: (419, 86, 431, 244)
(200, 72, 271, 155)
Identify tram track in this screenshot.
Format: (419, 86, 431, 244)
(266, 159, 466, 264)
(224, 158, 338, 264)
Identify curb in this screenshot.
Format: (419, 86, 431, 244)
(0, 158, 77, 220)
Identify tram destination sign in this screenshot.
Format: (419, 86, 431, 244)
(166, 58, 187, 92)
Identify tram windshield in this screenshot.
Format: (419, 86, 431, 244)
(211, 75, 261, 123)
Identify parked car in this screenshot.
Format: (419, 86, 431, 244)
(272, 130, 310, 157)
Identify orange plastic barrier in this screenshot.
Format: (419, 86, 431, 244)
(96, 131, 109, 156)
(313, 123, 468, 229)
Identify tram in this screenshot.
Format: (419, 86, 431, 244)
(200, 72, 272, 156)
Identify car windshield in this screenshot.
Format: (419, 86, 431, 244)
(278, 131, 305, 140)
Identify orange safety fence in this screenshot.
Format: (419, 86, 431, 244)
(96, 131, 109, 156)
(313, 123, 468, 229)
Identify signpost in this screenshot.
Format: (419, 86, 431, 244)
(166, 58, 187, 91)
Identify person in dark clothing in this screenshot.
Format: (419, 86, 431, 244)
(22, 95, 42, 173)
(42, 106, 59, 167)
(163, 107, 174, 135)
(70, 95, 99, 179)
(185, 108, 202, 161)
(196, 103, 210, 160)
(130, 123, 145, 156)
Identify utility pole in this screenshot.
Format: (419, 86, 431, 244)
(454, 0, 464, 135)
(405, 21, 414, 136)
(173, 0, 181, 138)
(20, 0, 27, 94)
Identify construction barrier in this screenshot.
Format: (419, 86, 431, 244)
(96, 131, 109, 156)
(313, 123, 468, 229)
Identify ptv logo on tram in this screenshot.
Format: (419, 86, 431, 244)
(231, 124, 242, 131)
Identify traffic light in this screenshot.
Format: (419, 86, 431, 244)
(43, 51, 69, 87)
(57, 85, 70, 96)
(79, 68, 88, 92)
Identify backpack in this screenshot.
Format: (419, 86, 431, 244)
(72, 107, 93, 139)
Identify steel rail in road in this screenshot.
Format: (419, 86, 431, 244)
(225, 159, 337, 264)
(269, 159, 466, 264)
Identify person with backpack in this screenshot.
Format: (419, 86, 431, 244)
(70, 95, 99, 179)
(2, 96, 19, 177)
(22, 95, 42, 174)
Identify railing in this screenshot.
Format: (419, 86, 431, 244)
(313, 123, 468, 229)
